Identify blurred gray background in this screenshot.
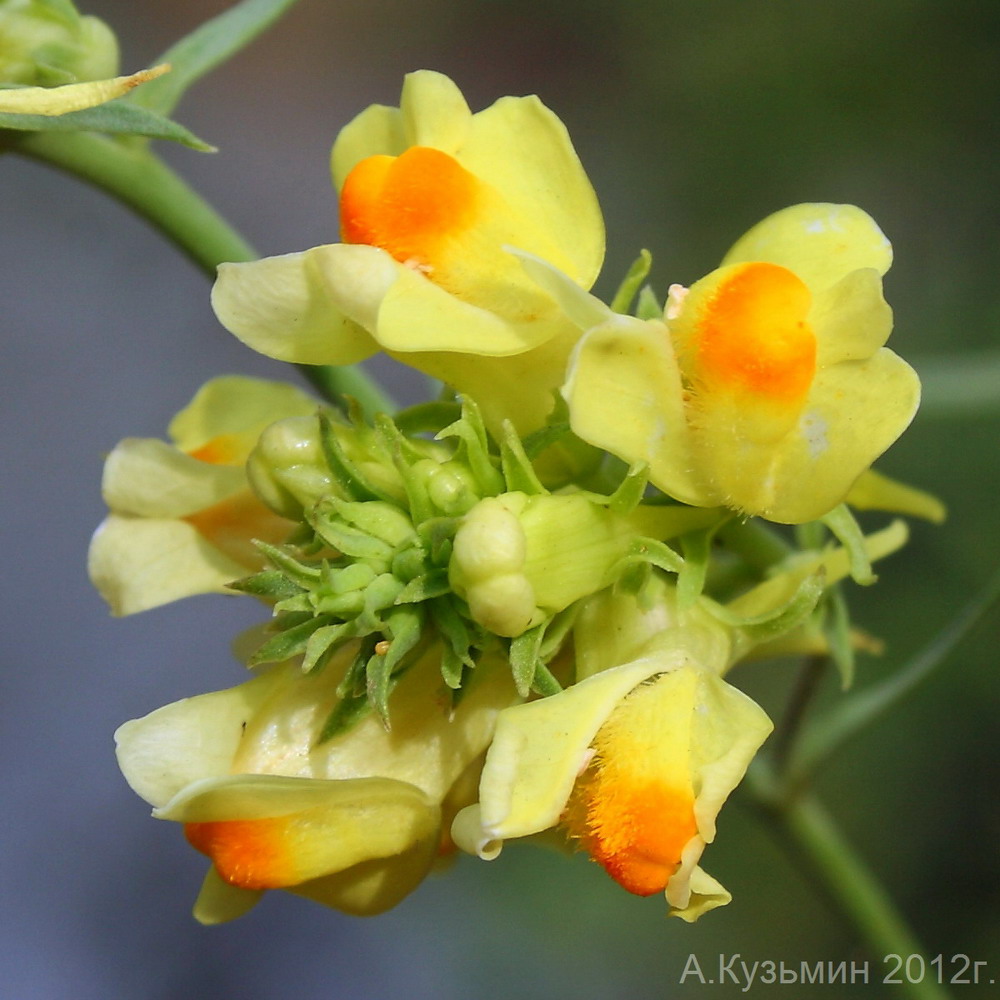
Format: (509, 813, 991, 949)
(3, 1, 999, 997)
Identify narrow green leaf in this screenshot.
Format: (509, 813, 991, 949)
(132, 0, 306, 117)
(0, 100, 214, 149)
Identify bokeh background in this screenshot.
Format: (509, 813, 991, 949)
(4, 1, 999, 997)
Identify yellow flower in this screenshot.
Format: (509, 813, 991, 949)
(115, 643, 518, 922)
(452, 653, 772, 921)
(88, 376, 316, 615)
(212, 70, 604, 432)
(560, 204, 921, 523)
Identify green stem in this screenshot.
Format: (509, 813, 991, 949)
(10, 129, 395, 416)
(748, 764, 952, 1000)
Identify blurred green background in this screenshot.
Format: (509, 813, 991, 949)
(3, 1, 998, 997)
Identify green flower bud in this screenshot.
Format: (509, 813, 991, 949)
(410, 458, 481, 517)
(449, 491, 644, 638)
(0, 0, 119, 87)
(246, 416, 335, 519)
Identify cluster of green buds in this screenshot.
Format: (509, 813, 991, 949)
(0, 0, 118, 87)
(233, 397, 725, 735)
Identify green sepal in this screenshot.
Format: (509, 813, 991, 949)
(635, 284, 663, 320)
(500, 420, 547, 496)
(821, 504, 876, 586)
(301, 621, 357, 674)
(315, 690, 372, 745)
(610, 249, 653, 315)
(676, 522, 723, 609)
(509, 622, 546, 698)
(0, 99, 213, 149)
(610, 536, 685, 579)
(309, 507, 395, 563)
(394, 569, 452, 604)
(714, 571, 826, 644)
(607, 463, 649, 516)
(227, 569, 304, 602)
(393, 400, 462, 437)
(437, 398, 505, 497)
(822, 582, 855, 689)
(319, 412, 394, 503)
(129, 0, 306, 118)
(248, 613, 334, 666)
(253, 540, 322, 587)
(366, 604, 425, 728)
(429, 597, 477, 689)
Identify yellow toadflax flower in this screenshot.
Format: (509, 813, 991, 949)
(452, 652, 772, 921)
(212, 70, 604, 432)
(88, 376, 316, 615)
(559, 204, 921, 523)
(115, 643, 518, 923)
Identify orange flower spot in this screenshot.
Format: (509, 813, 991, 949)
(694, 262, 816, 403)
(187, 433, 245, 466)
(339, 147, 480, 273)
(564, 678, 699, 896)
(185, 816, 297, 890)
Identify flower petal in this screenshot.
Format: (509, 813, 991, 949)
(212, 247, 379, 365)
(164, 773, 440, 890)
(455, 654, 689, 851)
(721, 203, 892, 293)
(101, 438, 245, 517)
(167, 375, 318, 457)
(563, 316, 713, 506)
(115, 670, 285, 808)
(88, 515, 248, 615)
(758, 349, 921, 523)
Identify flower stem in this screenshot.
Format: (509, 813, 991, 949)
(8, 129, 394, 415)
(748, 763, 952, 1000)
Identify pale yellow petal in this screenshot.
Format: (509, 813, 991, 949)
(564, 316, 715, 506)
(115, 670, 285, 808)
(101, 438, 245, 517)
(722, 203, 893, 293)
(192, 867, 263, 925)
(458, 96, 604, 288)
(212, 248, 378, 366)
(761, 349, 921, 523)
(459, 654, 692, 851)
(167, 376, 318, 456)
(88, 515, 247, 615)
(811, 268, 893, 366)
(668, 865, 732, 922)
(331, 103, 405, 189)
(398, 69, 473, 152)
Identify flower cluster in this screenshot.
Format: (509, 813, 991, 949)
(100, 70, 939, 925)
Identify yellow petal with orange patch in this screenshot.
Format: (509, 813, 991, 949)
(340, 147, 480, 281)
(689, 262, 816, 406)
(564, 671, 699, 896)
